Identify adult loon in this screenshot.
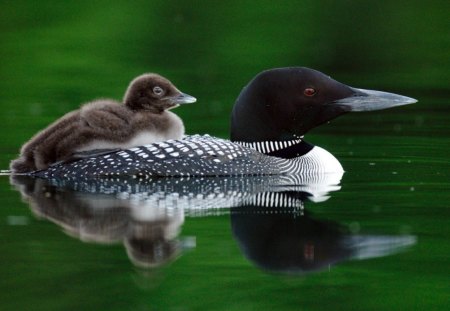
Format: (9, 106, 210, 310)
(10, 73, 196, 173)
(30, 67, 416, 179)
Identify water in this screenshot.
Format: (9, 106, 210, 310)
(1, 105, 448, 310)
(0, 1, 449, 310)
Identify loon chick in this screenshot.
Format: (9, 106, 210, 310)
(33, 67, 416, 179)
(10, 73, 196, 173)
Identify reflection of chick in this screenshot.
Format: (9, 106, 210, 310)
(10, 175, 188, 268)
(10, 73, 196, 173)
(125, 221, 181, 269)
(10, 174, 130, 242)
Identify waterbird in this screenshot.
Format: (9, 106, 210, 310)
(10, 73, 196, 173)
(28, 67, 416, 179)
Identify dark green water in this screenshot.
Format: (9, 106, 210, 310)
(0, 1, 449, 310)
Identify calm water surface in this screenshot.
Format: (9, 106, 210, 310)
(1, 1, 449, 310)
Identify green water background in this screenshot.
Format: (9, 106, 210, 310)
(0, 1, 449, 310)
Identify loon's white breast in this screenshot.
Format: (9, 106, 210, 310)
(292, 145, 344, 174)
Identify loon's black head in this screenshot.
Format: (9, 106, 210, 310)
(124, 73, 196, 113)
(230, 67, 417, 142)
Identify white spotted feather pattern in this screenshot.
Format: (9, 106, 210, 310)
(34, 135, 343, 179)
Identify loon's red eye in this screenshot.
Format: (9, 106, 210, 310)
(304, 88, 316, 97)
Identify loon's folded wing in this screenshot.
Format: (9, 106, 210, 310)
(32, 135, 285, 179)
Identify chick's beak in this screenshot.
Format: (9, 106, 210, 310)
(170, 92, 197, 105)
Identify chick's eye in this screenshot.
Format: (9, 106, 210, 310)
(153, 86, 164, 96)
(304, 88, 316, 97)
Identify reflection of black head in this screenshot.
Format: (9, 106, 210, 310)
(231, 193, 352, 274)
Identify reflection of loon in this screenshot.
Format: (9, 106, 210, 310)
(29, 67, 416, 179)
(34, 171, 344, 212)
(11, 172, 415, 272)
(231, 195, 416, 274)
(10, 172, 342, 268)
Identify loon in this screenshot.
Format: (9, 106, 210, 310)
(29, 67, 416, 179)
(10, 73, 196, 173)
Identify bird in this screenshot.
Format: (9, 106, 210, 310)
(10, 73, 196, 173)
(29, 67, 417, 180)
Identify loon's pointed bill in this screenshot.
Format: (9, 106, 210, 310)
(171, 92, 197, 104)
(334, 88, 417, 112)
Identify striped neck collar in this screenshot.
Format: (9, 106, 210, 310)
(235, 138, 303, 154)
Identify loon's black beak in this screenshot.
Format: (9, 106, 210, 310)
(335, 88, 417, 112)
(170, 92, 197, 105)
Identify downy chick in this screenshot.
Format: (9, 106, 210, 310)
(10, 73, 196, 173)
